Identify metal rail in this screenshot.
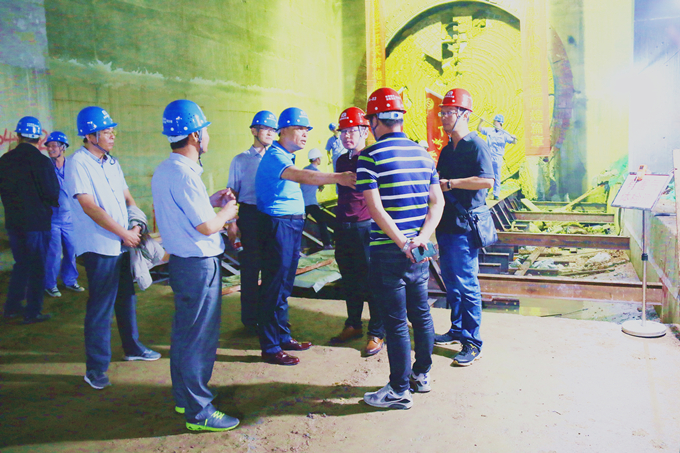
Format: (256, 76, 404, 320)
(496, 232, 629, 250)
(511, 211, 615, 223)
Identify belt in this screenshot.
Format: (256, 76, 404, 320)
(271, 214, 304, 220)
(338, 219, 372, 229)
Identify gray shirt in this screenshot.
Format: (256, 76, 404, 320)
(301, 163, 320, 206)
(227, 146, 263, 205)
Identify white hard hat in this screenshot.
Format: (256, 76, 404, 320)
(308, 148, 322, 160)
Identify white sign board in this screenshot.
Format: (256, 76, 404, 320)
(611, 173, 672, 211)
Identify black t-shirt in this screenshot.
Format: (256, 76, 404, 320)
(436, 132, 494, 234)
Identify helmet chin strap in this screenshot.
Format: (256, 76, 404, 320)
(197, 129, 205, 167)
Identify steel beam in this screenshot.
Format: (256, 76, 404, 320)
(511, 211, 615, 223)
(496, 232, 629, 250)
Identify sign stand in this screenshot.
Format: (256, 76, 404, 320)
(611, 167, 672, 338)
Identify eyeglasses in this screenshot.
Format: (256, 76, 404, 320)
(438, 110, 457, 118)
(340, 127, 362, 135)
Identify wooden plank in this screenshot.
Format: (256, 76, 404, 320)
(429, 275, 663, 304)
(515, 247, 545, 276)
(222, 258, 334, 295)
(511, 211, 615, 223)
(497, 232, 629, 250)
(555, 186, 600, 212)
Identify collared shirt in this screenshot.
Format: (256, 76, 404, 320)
(227, 146, 263, 205)
(480, 127, 514, 158)
(255, 141, 304, 216)
(300, 163, 320, 206)
(335, 150, 370, 223)
(436, 132, 494, 234)
(356, 132, 439, 250)
(51, 160, 71, 223)
(152, 153, 224, 258)
(65, 147, 129, 256)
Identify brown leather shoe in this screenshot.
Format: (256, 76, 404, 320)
(329, 326, 363, 345)
(363, 336, 384, 357)
(261, 350, 300, 366)
(281, 339, 312, 351)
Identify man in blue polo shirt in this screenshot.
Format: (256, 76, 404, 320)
(66, 106, 160, 391)
(436, 89, 494, 367)
(226, 110, 278, 332)
(153, 99, 239, 432)
(478, 113, 517, 200)
(357, 88, 444, 410)
(255, 107, 355, 366)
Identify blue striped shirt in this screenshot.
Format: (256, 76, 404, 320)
(356, 132, 439, 250)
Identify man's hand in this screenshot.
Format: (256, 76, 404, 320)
(121, 226, 141, 248)
(209, 189, 232, 208)
(337, 171, 356, 189)
(226, 221, 240, 245)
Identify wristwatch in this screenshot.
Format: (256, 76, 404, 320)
(447, 180, 452, 191)
(401, 238, 413, 253)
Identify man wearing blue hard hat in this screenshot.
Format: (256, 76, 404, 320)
(255, 107, 356, 365)
(477, 113, 517, 200)
(226, 110, 278, 333)
(44, 131, 85, 298)
(325, 122, 347, 171)
(0, 116, 60, 324)
(153, 99, 240, 432)
(65, 106, 160, 391)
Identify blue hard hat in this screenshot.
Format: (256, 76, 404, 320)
(15, 116, 42, 139)
(77, 107, 118, 136)
(278, 108, 313, 131)
(250, 110, 278, 129)
(329, 123, 337, 132)
(494, 114, 505, 123)
(162, 99, 211, 136)
(45, 131, 69, 148)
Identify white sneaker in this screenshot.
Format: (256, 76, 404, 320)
(409, 371, 431, 393)
(363, 383, 413, 410)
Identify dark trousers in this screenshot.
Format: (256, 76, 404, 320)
(169, 255, 222, 421)
(334, 220, 383, 338)
(370, 248, 434, 393)
(81, 252, 145, 374)
(236, 204, 262, 327)
(4, 229, 50, 319)
(257, 214, 304, 354)
(305, 204, 332, 246)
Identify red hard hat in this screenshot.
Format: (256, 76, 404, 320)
(366, 87, 406, 116)
(440, 88, 473, 111)
(338, 107, 369, 130)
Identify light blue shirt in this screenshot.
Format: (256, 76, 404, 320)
(227, 146, 263, 205)
(151, 153, 224, 258)
(481, 127, 515, 158)
(65, 147, 129, 257)
(255, 141, 305, 216)
(301, 163, 320, 206)
(326, 135, 347, 171)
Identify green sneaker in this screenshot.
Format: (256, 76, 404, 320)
(186, 410, 239, 432)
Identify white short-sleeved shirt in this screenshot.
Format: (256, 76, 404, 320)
(65, 147, 129, 257)
(151, 152, 224, 258)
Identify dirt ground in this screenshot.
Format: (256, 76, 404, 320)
(2, 271, 680, 453)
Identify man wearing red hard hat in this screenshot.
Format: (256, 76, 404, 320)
(434, 88, 494, 367)
(329, 107, 385, 356)
(357, 88, 444, 410)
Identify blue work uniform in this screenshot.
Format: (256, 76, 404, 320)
(480, 127, 515, 198)
(255, 141, 305, 354)
(326, 135, 347, 171)
(65, 147, 147, 376)
(44, 159, 79, 289)
(227, 146, 263, 327)
(301, 163, 331, 247)
(152, 152, 224, 422)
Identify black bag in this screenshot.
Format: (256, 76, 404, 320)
(445, 192, 498, 249)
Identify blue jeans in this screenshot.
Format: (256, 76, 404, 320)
(492, 156, 503, 198)
(257, 215, 304, 354)
(168, 255, 222, 421)
(44, 220, 78, 288)
(4, 229, 50, 319)
(436, 231, 483, 349)
(81, 252, 146, 374)
(236, 204, 262, 327)
(334, 220, 383, 338)
(370, 248, 433, 393)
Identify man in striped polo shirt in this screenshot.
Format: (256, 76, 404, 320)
(357, 87, 444, 409)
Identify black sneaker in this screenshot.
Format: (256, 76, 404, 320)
(186, 411, 240, 431)
(434, 330, 461, 345)
(453, 343, 483, 366)
(21, 313, 52, 325)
